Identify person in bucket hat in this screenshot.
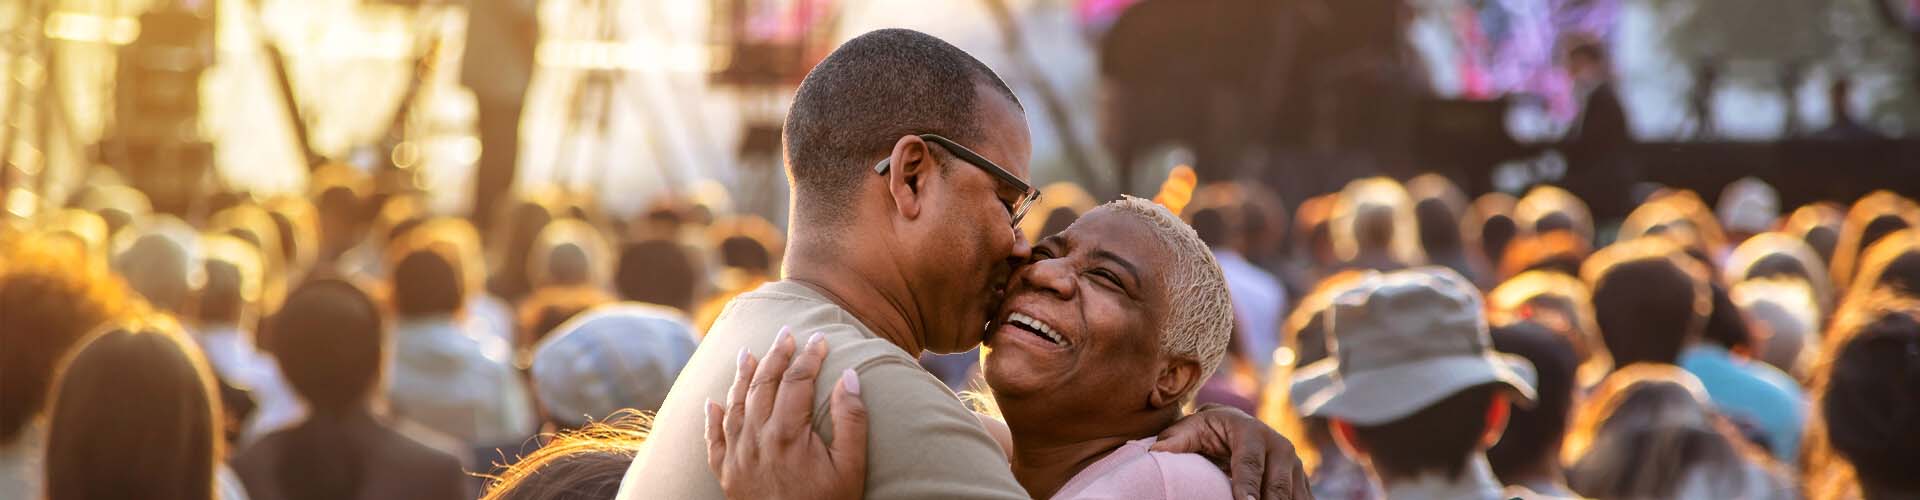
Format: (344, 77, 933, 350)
(1291, 267, 1537, 500)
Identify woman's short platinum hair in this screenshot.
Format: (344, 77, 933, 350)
(1102, 196, 1233, 395)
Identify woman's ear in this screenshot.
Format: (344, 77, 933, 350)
(1149, 359, 1203, 409)
(1480, 392, 1511, 448)
(885, 136, 934, 221)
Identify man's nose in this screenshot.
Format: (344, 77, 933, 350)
(1007, 228, 1033, 263)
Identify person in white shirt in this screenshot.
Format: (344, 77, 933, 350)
(191, 235, 302, 442)
(384, 230, 536, 450)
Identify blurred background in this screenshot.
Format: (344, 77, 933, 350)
(1, 0, 1917, 229)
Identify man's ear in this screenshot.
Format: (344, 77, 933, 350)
(1149, 359, 1203, 409)
(885, 135, 934, 221)
(1480, 392, 1511, 448)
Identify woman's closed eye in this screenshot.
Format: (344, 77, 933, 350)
(1088, 268, 1124, 289)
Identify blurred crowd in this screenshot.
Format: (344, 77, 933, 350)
(2, 157, 1918, 500)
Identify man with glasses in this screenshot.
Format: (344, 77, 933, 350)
(619, 29, 1305, 500)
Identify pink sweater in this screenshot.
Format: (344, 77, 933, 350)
(1050, 437, 1234, 500)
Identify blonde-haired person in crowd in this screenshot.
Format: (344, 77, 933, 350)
(1409, 174, 1492, 290)
(528, 218, 613, 291)
(708, 197, 1249, 499)
(1563, 364, 1795, 499)
(1725, 231, 1836, 315)
(1514, 184, 1596, 247)
(1468, 192, 1521, 269)
(1783, 201, 1846, 266)
(1488, 269, 1612, 388)
(43, 317, 254, 500)
(209, 203, 289, 314)
(1800, 293, 1920, 500)
(1837, 229, 1920, 311)
(72, 184, 151, 238)
(1830, 191, 1919, 292)
(1731, 277, 1824, 380)
(1330, 177, 1426, 272)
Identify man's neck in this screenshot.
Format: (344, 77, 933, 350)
(785, 240, 925, 355)
(1378, 455, 1504, 500)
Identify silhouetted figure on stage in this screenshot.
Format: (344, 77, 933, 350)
(1812, 78, 1885, 141)
(462, 0, 540, 236)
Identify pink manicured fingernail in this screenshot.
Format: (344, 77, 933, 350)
(704, 400, 713, 419)
(807, 331, 825, 348)
(842, 368, 861, 395)
(737, 347, 749, 366)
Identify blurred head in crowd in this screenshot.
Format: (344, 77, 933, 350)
(1583, 237, 1712, 367)
(193, 235, 265, 329)
(516, 286, 615, 366)
(781, 28, 1031, 354)
(1841, 229, 1920, 307)
(1234, 182, 1290, 265)
(1408, 174, 1484, 283)
(614, 239, 699, 313)
(528, 218, 611, 290)
(263, 194, 320, 277)
(1725, 232, 1834, 314)
(389, 244, 468, 320)
(1730, 277, 1822, 379)
(983, 198, 1230, 450)
(72, 184, 151, 238)
(1717, 177, 1780, 241)
(112, 216, 204, 314)
(1785, 202, 1846, 266)
(1331, 177, 1424, 271)
(1563, 364, 1785, 499)
(1485, 321, 1580, 496)
(1804, 294, 1920, 500)
(267, 279, 385, 420)
(1294, 193, 1340, 272)
(45, 319, 222, 500)
(531, 304, 697, 429)
(1019, 182, 1095, 243)
(1515, 185, 1595, 247)
(210, 204, 287, 312)
(481, 414, 647, 500)
(1497, 230, 1591, 283)
(1488, 270, 1609, 385)
(1292, 268, 1535, 486)
(489, 193, 561, 302)
(309, 163, 370, 263)
(1701, 279, 1756, 354)
(1831, 191, 1919, 292)
(1619, 190, 1728, 255)
(1469, 193, 1520, 269)
(42, 209, 110, 264)
(706, 214, 784, 289)
(0, 233, 138, 446)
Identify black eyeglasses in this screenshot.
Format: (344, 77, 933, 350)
(874, 134, 1039, 228)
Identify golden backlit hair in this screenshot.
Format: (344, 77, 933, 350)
(482, 411, 650, 500)
(1330, 177, 1426, 266)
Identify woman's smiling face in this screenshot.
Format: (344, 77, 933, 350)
(982, 206, 1176, 414)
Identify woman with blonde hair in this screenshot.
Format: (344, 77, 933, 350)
(1562, 364, 1795, 499)
(42, 318, 235, 500)
(1830, 191, 1919, 293)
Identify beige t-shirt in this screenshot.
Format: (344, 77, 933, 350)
(616, 281, 1028, 499)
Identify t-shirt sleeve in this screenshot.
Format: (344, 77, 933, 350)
(821, 355, 1028, 500)
(1058, 450, 1232, 500)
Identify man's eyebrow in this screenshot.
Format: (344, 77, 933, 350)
(1089, 248, 1141, 285)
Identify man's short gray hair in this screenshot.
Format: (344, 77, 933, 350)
(1103, 196, 1234, 396)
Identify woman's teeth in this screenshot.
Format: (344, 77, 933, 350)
(1007, 312, 1067, 346)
